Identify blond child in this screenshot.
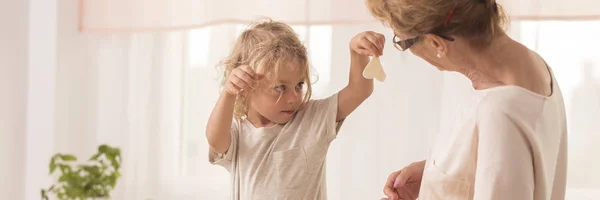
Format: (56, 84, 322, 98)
(206, 19, 385, 200)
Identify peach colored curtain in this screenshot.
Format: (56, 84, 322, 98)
(499, 0, 600, 20)
(78, 0, 374, 32)
(79, 0, 600, 32)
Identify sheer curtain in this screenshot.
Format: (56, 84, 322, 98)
(45, 1, 600, 200)
(56, 1, 187, 199)
(519, 21, 600, 198)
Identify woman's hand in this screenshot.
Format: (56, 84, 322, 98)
(381, 160, 426, 200)
(350, 31, 385, 57)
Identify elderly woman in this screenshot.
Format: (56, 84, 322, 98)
(364, 0, 568, 199)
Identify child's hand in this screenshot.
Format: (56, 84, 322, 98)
(225, 65, 264, 96)
(350, 31, 386, 57)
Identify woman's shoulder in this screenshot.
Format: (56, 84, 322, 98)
(478, 85, 548, 107)
(475, 87, 547, 125)
(474, 83, 568, 147)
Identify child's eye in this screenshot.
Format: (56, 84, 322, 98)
(274, 85, 286, 93)
(295, 82, 304, 90)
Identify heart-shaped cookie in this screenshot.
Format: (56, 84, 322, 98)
(362, 57, 386, 82)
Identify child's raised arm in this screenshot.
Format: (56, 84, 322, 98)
(337, 31, 386, 121)
(206, 65, 262, 154)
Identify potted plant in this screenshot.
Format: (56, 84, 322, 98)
(41, 144, 122, 200)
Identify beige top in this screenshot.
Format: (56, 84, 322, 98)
(419, 71, 568, 200)
(209, 94, 342, 200)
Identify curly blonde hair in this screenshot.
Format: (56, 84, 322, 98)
(366, 0, 508, 47)
(220, 19, 312, 120)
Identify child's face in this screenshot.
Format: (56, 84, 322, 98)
(248, 62, 306, 125)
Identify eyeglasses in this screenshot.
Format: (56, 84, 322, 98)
(392, 34, 455, 51)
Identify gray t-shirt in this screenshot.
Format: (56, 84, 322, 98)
(209, 94, 343, 200)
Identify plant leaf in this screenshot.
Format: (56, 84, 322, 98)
(51, 153, 62, 161)
(58, 175, 68, 182)
(89, 152, 101, 161)
(49, 161, 57, 174)
(41, 189, 47, 200)
(58, 163, 72, 175)
(44, 144, 123, 200)
(99, 144, 109, 153)
(60, 154, 77, 161)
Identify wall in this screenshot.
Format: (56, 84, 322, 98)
(55, 0, 97, 156)
(0, 0, 29, 199)
(0, 0, 57, 199)
(24, 0, 57, 199)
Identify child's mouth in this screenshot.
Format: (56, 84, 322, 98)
(281, 110, 295, 115)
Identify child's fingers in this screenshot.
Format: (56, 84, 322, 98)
(230, 75, 252, 90)
(225, 81, 242, 95)
(366, 33, 383, 55)
(255, 73, 265, 80)
(354, 49, 372, 56)
(361, 38, 380, 56)
(377, 34, 386, 53)
(365, 33, 384, 56)
(379, 33, 386, 47)
(239, 65, 258, 79)
(234, 70, 255, 89)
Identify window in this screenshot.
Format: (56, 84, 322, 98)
(307, 25, 333, 98)
(187, 28, 211, 68)
(517, 20, 600, 199)
(518, 21, 600, 103)
(180, 26, 230, 199)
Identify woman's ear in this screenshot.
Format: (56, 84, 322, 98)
(426, 34, 447, 58)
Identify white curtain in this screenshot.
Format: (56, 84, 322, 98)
(57, 32, 188, 200)
(56, 1, 187, 199)
(11, 0, 598, 199)
(523, 21, 600, 198)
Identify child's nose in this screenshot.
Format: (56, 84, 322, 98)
(286, 90, 300, 104)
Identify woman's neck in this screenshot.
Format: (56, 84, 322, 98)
(456, 34, 520, 90)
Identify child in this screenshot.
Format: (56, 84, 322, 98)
(206, 19, 385, 199)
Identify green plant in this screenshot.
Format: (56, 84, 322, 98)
(41, 144, 122, 200)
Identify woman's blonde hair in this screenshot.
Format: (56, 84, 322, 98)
(220, 19, 312, 119)
(366, 0, 508, 47)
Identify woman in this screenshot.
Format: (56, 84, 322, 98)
(365, 0, 568, 199)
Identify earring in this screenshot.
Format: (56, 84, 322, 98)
(436, 52, 441, 58)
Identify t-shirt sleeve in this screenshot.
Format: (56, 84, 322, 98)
(208, 118, 239, 171)
(301, 93, 344, 142)
(473, 105, 535, 199)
